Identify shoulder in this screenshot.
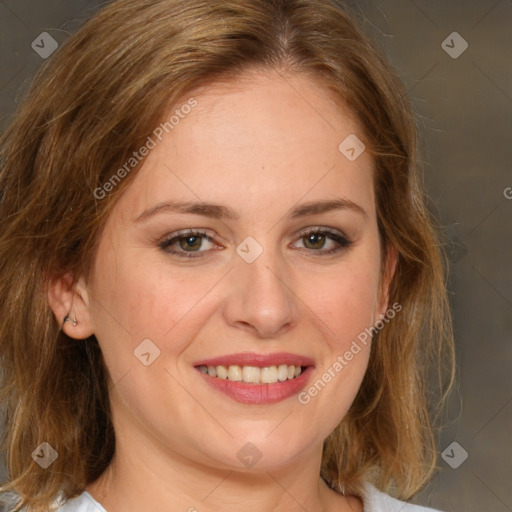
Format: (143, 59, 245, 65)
(0, 491, 105, 512)
(51, 491, 106, 512)
(6, 486, 443, 512)
(360, 482, 443, 512)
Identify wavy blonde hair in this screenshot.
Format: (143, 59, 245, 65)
(0, 0, 454, 510)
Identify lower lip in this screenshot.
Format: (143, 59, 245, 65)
(197, 367, 314, 405)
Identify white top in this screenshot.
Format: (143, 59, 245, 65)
(51, 482, 442, 511)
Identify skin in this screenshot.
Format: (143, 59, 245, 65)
(49, 68, 396, 512)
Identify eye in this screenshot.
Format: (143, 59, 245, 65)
(158, 227, 353, 259)
(292, 228, 353, 255)
(159, 229, 219, 258)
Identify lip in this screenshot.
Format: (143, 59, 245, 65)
(194, 352, 315, 405)
(193, 352, 315, 368)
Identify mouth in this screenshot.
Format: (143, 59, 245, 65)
(197, 363, 307, 384)
(193, 352, 314, 404)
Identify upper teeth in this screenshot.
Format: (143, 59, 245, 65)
(198, 364, 303, 384)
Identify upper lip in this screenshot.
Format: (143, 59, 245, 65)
(193, 352, 315, 368)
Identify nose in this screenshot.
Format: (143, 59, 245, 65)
(221, 247, 300, 339)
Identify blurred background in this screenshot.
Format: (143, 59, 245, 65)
(0, 1, 510, 511)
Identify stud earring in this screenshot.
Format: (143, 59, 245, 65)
(63, 315, 78, 326)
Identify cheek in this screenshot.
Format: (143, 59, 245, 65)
(304, 256, 381, 351)
(88, 246, 222, 369)
(294, 248, 380, 421)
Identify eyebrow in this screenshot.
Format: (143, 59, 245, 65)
(134, 198, 367, 222)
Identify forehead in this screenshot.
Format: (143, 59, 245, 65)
(114, 70, 375, 221)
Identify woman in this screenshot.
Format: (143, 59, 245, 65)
(0, 0, 454, 511)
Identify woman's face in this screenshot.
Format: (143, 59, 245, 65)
(78, 70, 394, 472)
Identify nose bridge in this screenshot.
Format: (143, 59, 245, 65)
(223, 239, 299, 338)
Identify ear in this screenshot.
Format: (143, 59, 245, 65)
(47, 273, 95, 339)
(376, 244, 398, 321)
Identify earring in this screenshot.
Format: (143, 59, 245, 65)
(63, 315, 78, 326)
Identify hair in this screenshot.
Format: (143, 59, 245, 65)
(0, 0, 455, 510)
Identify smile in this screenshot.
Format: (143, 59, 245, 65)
(198, 364, 305, 384)
(193, 352, 314, 404)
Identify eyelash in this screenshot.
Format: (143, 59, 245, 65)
(158, 228, 353, 259)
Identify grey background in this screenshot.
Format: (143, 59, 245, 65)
(0, 1, 510, 511)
